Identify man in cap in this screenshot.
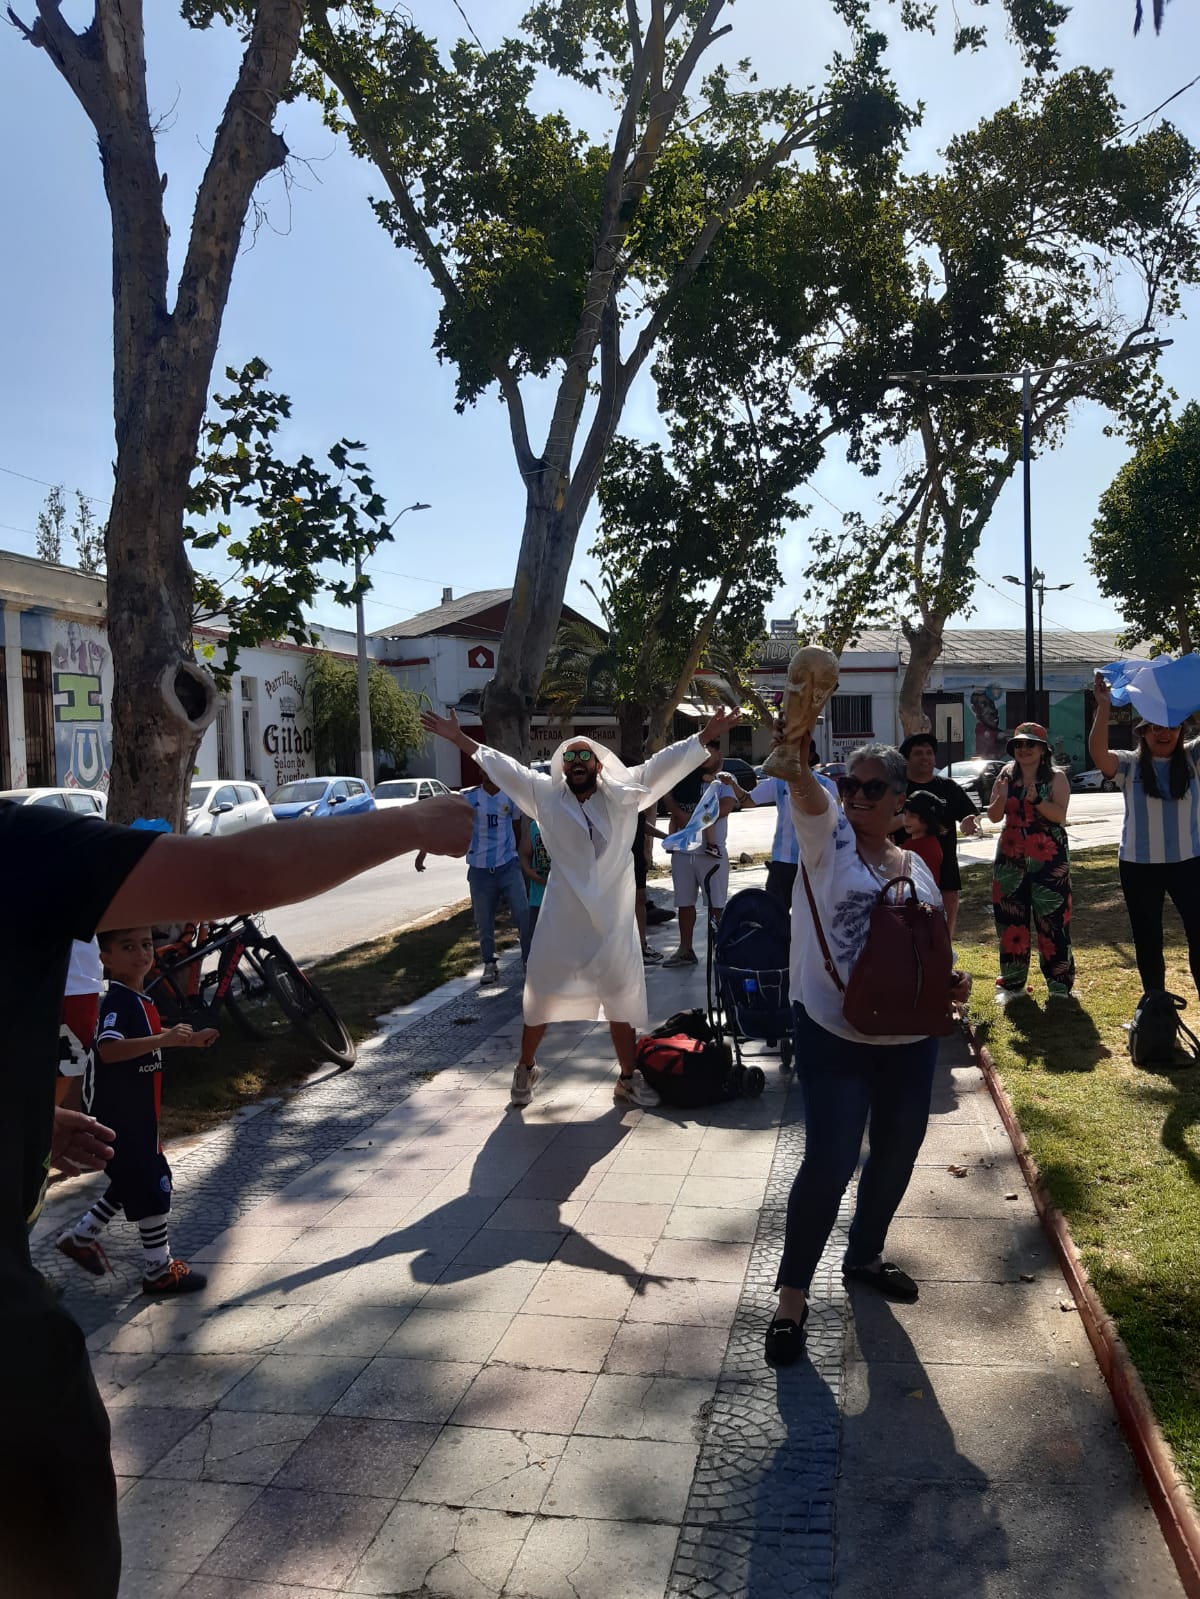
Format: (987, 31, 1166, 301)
(419, 706, 741, 1106)
(894, 732, 979, 935)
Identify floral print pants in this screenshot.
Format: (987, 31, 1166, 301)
(992, 793, 1075, 996)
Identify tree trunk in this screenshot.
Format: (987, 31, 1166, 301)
(617, 702, 648, 765)
(482, 476, 579, 757)
(21, 0, 304, 824)
(1177, 603, 1193, 655)
(897, 619, 943, 738)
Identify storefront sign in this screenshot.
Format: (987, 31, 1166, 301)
(262, 669, 314, 789)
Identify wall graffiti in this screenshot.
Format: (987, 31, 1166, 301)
(52, 619, 112, 792)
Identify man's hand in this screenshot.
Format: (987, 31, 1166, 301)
(420, 708, 465, 746)
(698, 706, 741, 745)
(949, 970, 973, 1006)
(408, 794, 473, 858)
(960, 813, 979, 836)
(163, 1023, 194, 1047)
(1093, 671, 1112, 708)
(51, 1109, 116, 1175)
(189, 1028, 220, 1049)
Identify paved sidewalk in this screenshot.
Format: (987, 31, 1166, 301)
(35, 894, 1182, 1598)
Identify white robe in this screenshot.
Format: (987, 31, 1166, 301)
(475, 735, 708, 1029)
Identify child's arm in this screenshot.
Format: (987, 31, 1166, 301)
(97, 1024, 218, 1063)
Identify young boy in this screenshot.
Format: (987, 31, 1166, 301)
(56, 927, 218, 1294)
(900, 788, 947, 881)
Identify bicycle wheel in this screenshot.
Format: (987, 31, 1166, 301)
(259, 945, 356, 1068)
(222, 950, 295, 1043)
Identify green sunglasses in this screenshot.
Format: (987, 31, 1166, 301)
(562, 748, 597, 765)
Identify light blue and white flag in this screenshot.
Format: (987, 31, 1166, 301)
(1101, 654, 1200, 729)
(663, 779, 724, 853)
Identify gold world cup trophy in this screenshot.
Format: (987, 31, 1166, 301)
(762, 645, 840, 781)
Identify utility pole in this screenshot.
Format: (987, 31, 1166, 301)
(355, 501, 431, 784)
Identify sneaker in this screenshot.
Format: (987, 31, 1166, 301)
(661, 948, 698, 968)
(480, 961, 500, 986)
(645, 903, 676, 925)
(994, 981, 1032, 1008)
(614, 1070, 661, 1108)
(56, 1231, 111, 1278)
(510, 1062, 540, 1107)
(642, 945, 663, 964)
(142, 1259, 207, 1296)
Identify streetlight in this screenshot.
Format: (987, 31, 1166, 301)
(886, 338, 1171, 718)
(1002, 569, 1072, 718)
(355, 501, 431, 784)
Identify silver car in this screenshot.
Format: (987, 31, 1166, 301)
(0, 786, 108, 815)
(187, 780, 276, 836)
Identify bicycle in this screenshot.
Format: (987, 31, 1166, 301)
(146, 914, 356, 1069)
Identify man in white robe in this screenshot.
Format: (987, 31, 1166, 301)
(418, 706, 741, 1107)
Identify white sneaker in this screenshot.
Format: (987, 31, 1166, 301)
(510, 1063, 539, 1106)
(480, 961, 499, 986)
(614, 1070, 661, 1108)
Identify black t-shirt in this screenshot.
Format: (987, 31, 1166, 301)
(671, 768, 705, 811)
(1, 806, 155, 1282)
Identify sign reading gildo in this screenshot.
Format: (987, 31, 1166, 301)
(262, 670, 314, 789)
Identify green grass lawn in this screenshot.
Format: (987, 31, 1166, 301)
(158, 903, 519, 1140)
(955, 846, 1200, 1498)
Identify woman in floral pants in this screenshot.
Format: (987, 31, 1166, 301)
(986, 721, 1076, 1003)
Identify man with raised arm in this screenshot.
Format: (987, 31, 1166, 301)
(0, 793, 472, 1599)
(419, 707, 741, 1108)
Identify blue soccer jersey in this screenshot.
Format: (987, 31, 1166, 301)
(465, 786, 521, 868)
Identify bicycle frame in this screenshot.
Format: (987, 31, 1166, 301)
(147, 918, 252, 1025)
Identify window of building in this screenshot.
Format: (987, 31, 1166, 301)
(830, 693, 873, 739)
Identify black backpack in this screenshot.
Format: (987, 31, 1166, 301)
(1129, 991, 1200, 1067)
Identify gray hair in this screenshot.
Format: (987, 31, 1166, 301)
(848, 742, 908, 792)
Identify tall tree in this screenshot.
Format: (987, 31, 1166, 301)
(33, 484, 106, 571)
(11, 1, 306, 823)
(800, 68, 1200, 731)
(34, 484, 66, 565)
(308, 650, 422, 774)
(1091, 402, 1200, 655)
(208, 0, 1064, 757)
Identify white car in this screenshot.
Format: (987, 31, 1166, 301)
(373, 777, 453, 809)
(1071, 767, 1118, 793)
(0, 786, 108, 815)
(187, 780, 276, 836)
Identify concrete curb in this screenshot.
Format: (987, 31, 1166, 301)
(966, 1025, 1200, 1599)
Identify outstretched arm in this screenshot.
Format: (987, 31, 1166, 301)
(1088, 673, 1121, 779)
(101, 795, 472, 930)
(419, 707, 542, 817)
(632, 707, 742, 804)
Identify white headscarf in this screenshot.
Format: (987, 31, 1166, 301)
(548, 737, 650, 806)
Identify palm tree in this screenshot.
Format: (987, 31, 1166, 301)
(538, 613, 617, 723)
(1134, 0, 1170, 32)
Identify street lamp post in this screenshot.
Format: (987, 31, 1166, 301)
(1002, 569, 1072, 718)
(355, 501, 431, 784)
(886, 339, 1170, 719)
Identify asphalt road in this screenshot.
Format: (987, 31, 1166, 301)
(267, 790, 1125, 965)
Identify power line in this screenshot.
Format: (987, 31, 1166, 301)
(976, 574, 1121, 653)
(0, 463, 108, 506)
(1115, 70, 1200, 140)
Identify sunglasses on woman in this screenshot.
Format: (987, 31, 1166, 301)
(562, 749, 596, 765)
(839, 775, 891, 801)
(1010, 738, 1041, 750)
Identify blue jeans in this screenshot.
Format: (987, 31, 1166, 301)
(776, 1003, 939, 1292)
(468, 859, 531, 963)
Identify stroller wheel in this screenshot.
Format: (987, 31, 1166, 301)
(745, 1066, 766, 1097)
(780, 1037, 793, 1071)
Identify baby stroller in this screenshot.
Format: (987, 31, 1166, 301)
(706, 876, 793, 1071)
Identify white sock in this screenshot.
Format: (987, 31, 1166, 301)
(73, 1198, 117, 1241)
(138, 1218, 171, 1275)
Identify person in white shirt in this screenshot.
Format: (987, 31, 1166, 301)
(662, 738, 739, 968)
(419, 706, 741, 1107)
(765, 738, 971, 1368)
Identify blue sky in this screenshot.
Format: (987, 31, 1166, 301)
(3, 1, 1199, 646)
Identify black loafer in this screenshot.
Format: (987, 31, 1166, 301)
(765, 1302, 809, 1366)
(842, 1261, 918, 1302)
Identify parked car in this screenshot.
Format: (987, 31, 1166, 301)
(186, 780, 275, 836)
(0, 785, 107, 815)
(817, 761, 848, 783)
(373, 777, 453, 809)
(1072, 766, 1118, 793)
(269, 777, 376, 820)
(720, 756, 758, 788)
(936, 758, 1005, 809)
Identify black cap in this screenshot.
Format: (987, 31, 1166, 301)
(903, 788, 947, 827)
(899, 732, 938, 758)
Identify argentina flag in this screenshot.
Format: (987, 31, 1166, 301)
(1101, 654, 1200, 729)
(663, 779, 725, 853)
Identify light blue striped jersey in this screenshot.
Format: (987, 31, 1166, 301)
(1113, 741, 1200, 864)
(465, 786, 521, 869)
(750, 774, 838, 865)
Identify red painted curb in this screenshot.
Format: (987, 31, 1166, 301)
(967, 1028, 1200, 1599)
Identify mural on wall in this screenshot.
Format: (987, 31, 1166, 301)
(969, 684, 1005, 757)
(52, 619, 112, 792)
(262, 669, 314, 790)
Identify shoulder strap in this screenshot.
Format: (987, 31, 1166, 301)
(800, 862, 845, 994)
